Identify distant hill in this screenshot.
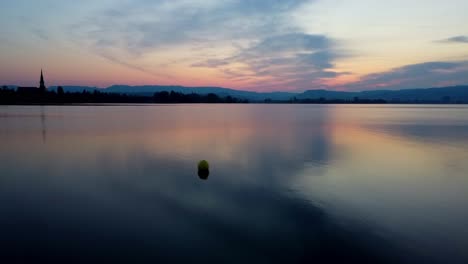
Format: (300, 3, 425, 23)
(45, 85, 468, 103)
(298, 86, 468, 103)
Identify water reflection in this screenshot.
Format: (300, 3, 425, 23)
(367, 123, 468, 145)
(40, 106, 46, 143)
(198, 169, 209, 180)
(0, 105, 467, 263)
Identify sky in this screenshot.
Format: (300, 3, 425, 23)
(0, 0, 467, 92)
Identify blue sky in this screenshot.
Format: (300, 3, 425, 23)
(1, 0, 467, 91)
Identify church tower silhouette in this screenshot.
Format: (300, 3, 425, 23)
(39, 69, 46, 92)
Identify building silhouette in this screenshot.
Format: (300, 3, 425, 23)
(17, 69, 46, 93)
(39, 69, 46, 92)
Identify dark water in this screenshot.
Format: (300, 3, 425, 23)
(1, 104, 467, 263)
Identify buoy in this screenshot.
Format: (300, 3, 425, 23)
(198, 160, 209, 170)
(198, 160, 210, 180)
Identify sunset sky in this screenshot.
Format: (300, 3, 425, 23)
(1, 0, 467, 92)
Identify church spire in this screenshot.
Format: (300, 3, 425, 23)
(39, 69, 46, 92)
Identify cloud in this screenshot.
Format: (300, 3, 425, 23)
(436, 35, 468, 44)
(192, 33, 347, 91)
(68, 0, 468, 92)
(191, 59, 230, 68)
(72, 0, 310, 55)
(98, 52, 174, 79)
(342, 61, 468, 91)
(31, 28, 49, 41)
(68, 0, 324, 85)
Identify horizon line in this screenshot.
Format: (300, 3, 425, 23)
(3, 83, 468, 94)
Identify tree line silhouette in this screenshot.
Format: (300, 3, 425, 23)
(1, 85, 392, 105)
(153, 91, 248, 103)
(0, 86, 249, 104)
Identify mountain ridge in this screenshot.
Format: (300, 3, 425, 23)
(42, 84, 468, 103)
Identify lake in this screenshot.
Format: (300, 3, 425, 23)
(1, 104, 467, 263)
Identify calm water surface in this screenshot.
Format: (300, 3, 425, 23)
(1, 104, 468, 263)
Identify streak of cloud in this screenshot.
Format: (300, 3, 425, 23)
(342, 61, 468, 91)
(436, 35, 468, 44)
(192, 33, 347, 91)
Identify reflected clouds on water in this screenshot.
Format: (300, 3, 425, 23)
(1, 105, 467, 263)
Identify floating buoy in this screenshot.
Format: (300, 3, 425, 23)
(198, 160, 210, 180)
(198, 160, 209, 170)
